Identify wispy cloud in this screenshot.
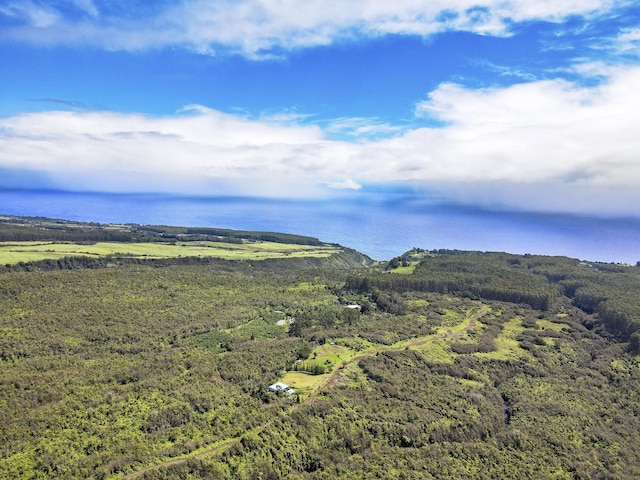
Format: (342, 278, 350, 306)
(2, 65, 640, 214)
(326, 179, 362, 190)
(28, 98, 88, 110)
(0, 0, 631, 57)
(606, 27, 640, 58)
(0, 1, 60, 28)
(324, 117, 407, 141)
(73, 0, 99, 18)
(473, 60, 539, 82)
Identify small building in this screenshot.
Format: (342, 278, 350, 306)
(266, 382, 295, 396)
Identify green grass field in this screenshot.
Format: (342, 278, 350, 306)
(280, 371, 332, 395)
(389, 261, 419, 274)
(537, 318, 569, 332)
(279, 307, 489, 397)
(0, 240, 342, 265)
(474, 317, 532, 361)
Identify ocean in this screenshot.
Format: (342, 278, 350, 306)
(2, 189, 640, 264)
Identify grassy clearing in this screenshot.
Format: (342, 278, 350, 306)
(281, 307, 488, 395)
(281, 342, 372, 395)
(438, 308, 471, 328)
(312, 343, 359, 364)
(537, 319, 569, 332)
(232, 319, 287, 341)
(389, 261, 419, 274)
(340, 362, 371, 390)
(0, 240, 341, 265)
(610, 358, 629, 373)
(292, 343, 362, 376)
(287, 282, 327, 292)
(474, 317, 532, 361)
(412, 341, 457, 363)
(280, 372, 332, 396)
(407, 299, 429, 311)
(435, 318, 471, 336)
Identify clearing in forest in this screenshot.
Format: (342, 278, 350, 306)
(282, 305, 490, 398)
(0, 240, 341, 265)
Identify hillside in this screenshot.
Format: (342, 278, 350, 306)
(1, 219, 640, 479)
(0, 215, 373, 271)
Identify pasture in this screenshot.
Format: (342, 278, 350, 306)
(0, 240, 342, 265)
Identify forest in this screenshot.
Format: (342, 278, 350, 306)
(0, 215, 333, 246)
(2, 217, 640, 479)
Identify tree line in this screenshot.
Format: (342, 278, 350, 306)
(0, 215, 326, 246)
(350, 250, 640, 349)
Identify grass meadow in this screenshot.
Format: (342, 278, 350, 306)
(0, 240, 341, 265)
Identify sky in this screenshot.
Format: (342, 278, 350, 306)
(1, 0, 640, 216)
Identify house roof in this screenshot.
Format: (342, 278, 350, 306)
(267, 382, 295, 394)
(269, 382, 289, 390)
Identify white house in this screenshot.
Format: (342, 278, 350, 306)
(267, 381, 295, 396)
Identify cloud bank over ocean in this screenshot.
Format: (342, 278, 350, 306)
(1, 0, 639, 216)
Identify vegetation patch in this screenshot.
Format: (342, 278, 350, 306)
(287, 281, 327, 292)
(232, 319, 287, 341)
(407, 298, 429, 311)
(312, 342, 358, 364)
(187, 331, 232, 353)
(340, 362, 371, 390)
(0, 240, 343, 265)
(285, 342, 360, 386)
(280, 371, 332, 396)
(3, 219, 640, 479)
(536, 318, 569, 332)
(474, 317, 532, 361)
(389, 261, 419, 274)
(411, 340, 457, 363)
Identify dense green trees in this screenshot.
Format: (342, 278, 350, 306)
(347, 252, 559, 311)
(3, 220, 640, 478)
(350, 250, 640, 342)
(0, 215, 329, 246)
(0, 262, 347, 478)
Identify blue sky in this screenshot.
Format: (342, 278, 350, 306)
(1, 0, 640, 215)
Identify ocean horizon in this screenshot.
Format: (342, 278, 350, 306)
(2, 188, 640, 265)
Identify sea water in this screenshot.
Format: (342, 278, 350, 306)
(1, 189, 639, 264)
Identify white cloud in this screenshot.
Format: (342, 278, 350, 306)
(0, 106, 334, 196)
(2, 66, 640, 214)
(326, 179, 362, 190)
(325, 117, 407, 140)
(0, 0, 630, 56)
(611, 27, 640, 56)
(0, 1, 60, 28)
(473, 60, 539, 81)
(72, 0, 98, 18)
(408, 67, 640, 187)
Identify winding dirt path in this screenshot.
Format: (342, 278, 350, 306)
(119, 306, 488, 479)
(317, 305, 488, 393)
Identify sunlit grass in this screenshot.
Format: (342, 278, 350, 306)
(287, 282, 327, 292)
(280, 371, 332, 395)
(412, 341, 457, 363)
(456, 378, 486, 388)
(407, 299, 429, 311)
(0, 240, 341, 265)
(474, 317, 532, 361)
(389, 261, 419, 274)
(278, 306, 487, 394)
(312, 343, 358, 365)
(537, 319, 569, 332)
